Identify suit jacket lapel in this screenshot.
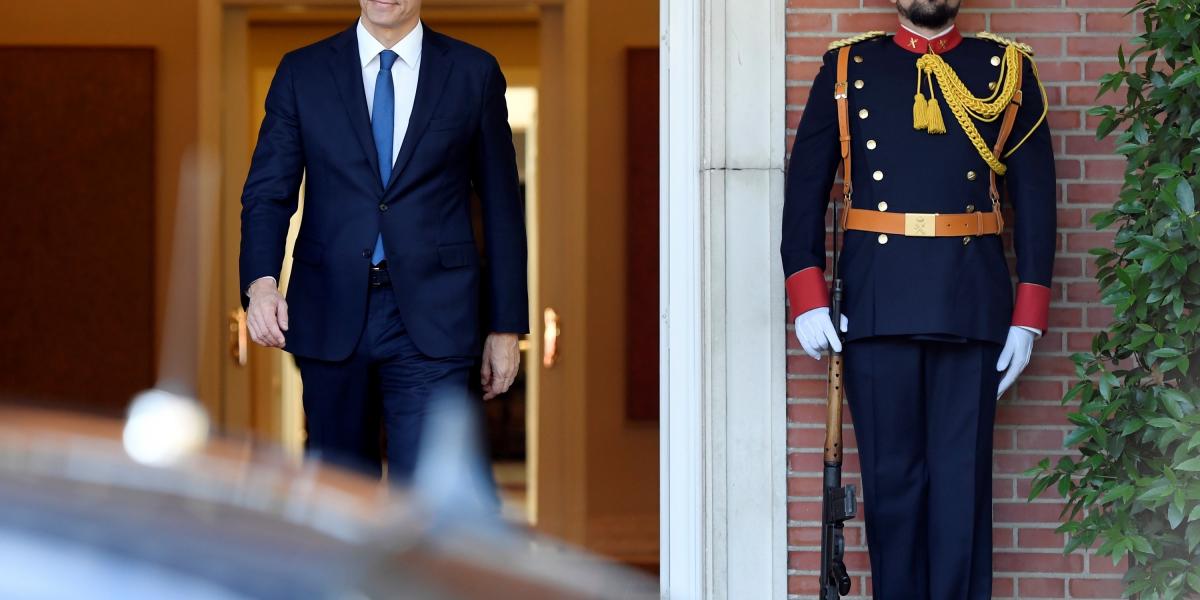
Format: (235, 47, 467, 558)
(328, 25, 382, 190)
(386, 28, 453, 190)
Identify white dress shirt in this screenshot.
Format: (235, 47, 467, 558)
(357, 18, 423, 168)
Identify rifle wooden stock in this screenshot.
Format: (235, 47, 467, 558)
(823, 350, 845, 464)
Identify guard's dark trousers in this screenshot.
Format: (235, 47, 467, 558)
(843, 336, 1002, 600)
(294, 284, 474, 482)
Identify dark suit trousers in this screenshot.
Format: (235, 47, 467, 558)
(842, 336, 1002, 600)
(293, 285, 474, 483)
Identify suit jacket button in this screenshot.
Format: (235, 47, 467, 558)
(379, 203, 388, 212)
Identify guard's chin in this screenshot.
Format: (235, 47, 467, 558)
(899, 0, 961, 30)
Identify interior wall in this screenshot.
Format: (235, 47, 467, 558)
(584, 0, 660, 558)
(0, 1, 201, 396)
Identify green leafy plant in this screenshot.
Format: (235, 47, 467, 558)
(1027, 1, 1200, 597)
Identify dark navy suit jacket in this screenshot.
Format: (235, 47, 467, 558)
(239, 23, 529, 361)
(782, 31, 1056, 345)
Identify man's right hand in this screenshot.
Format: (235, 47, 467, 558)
(794, 306, 848, 361)
(247, 278, 288, 348)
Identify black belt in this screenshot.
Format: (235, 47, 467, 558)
(368, 261, 391, 288)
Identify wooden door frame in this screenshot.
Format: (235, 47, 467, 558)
(196, 0, 587, 545)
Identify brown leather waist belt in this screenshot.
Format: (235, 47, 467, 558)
(843, 207, 1003, 237)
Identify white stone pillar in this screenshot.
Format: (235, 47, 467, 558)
(661, 0, 787, 597)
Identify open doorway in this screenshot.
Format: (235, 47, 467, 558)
(209, 0, 659, 573)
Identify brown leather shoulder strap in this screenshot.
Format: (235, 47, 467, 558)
(835, 46, 854, 201)
(989, 54, 1024, 205)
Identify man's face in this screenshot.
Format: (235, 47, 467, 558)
(359, 0, 421, 29)
(893, 0, 962, 29)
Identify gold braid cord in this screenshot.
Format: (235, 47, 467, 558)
(827, 31, 886, 51)
(914, 44, 1025, 175)
(977, 31, 1035, 56)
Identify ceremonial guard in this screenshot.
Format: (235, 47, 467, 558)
(781, 0, 1056, 597)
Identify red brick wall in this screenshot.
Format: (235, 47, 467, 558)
(784, 1, 1132, 598)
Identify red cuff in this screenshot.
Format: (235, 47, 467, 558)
(786, 267, 830, 321)
(1012, 283, 1051, 333)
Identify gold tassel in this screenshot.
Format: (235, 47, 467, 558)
(913, 93, 928, 130)
(926, 97, 947, 134)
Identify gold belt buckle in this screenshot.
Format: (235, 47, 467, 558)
(904, 213, 937, 237)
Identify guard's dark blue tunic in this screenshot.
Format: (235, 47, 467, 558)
(781, 25, 1057, 600)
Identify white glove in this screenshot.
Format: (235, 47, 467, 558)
(794, 307, 849, 361)
(996, 326, 1036, 399)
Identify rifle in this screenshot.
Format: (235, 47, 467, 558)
(819, 44, 858, 600)
(818, 196, 856, 599)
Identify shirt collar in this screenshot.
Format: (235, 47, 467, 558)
(894, 22, 963, 54)
(356, 18, 423, 69)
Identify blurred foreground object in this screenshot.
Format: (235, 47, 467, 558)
(123, 388, 211, 467)
(0, 406, 656, 600)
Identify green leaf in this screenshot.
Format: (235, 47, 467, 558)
(1139, 484, 1174, 502)
(1162, 389, 1193, 413)
(1029, 475, 1057, 500)
(1176, 180, 1195, 215)
(1171, 66, 1200, 89)
(1097, 116, 1117, 139)
(1064, 426, 1093, 447)
(1169, 501, 1185, 529)
(1123, 417, 1146, 436)
(1147, 163, 1180, 178)
(1180, 432, 1200, 451)
(1161, 391, 1186, 420)
(1176, 457, 1200, 471)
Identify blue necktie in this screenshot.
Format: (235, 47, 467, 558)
(371, 49, 398, 265)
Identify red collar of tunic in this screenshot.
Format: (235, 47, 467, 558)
(893, 24, 963, 54)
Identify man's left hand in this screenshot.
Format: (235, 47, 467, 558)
(996, 326, 1037, 399)
(481, 333, 521, 401)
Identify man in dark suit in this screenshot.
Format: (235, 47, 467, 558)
(781, 0, 1056, 596)
(239, 0, 528, 482)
